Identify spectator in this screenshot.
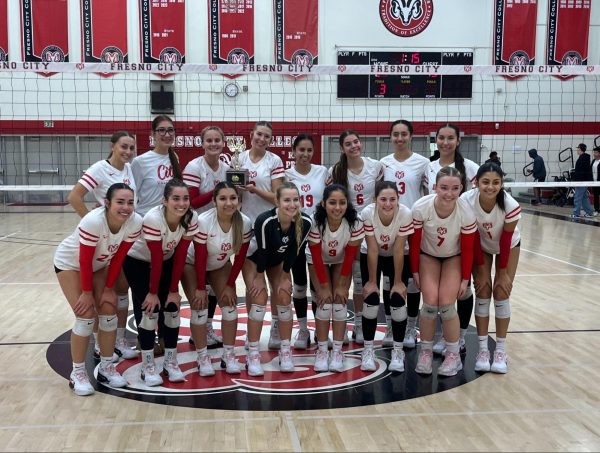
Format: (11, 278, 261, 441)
(527, 149, 546, 205)
(591, 146, 600, 214)
(571, 144, 596, 218)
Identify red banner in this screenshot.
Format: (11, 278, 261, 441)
(140, 0, 185, 64)
(81, 0, 128, 63)
(208, 0, 254, 79)
(21, 0, 69, 62)
(0, 0, 7, 61)
(546, 0, 591, 80)
(493, 0, 537, 79)
(274, 0, 318, 79)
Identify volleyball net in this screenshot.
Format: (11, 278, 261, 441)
(0, 63, 599, 206)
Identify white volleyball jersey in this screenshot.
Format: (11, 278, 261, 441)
(381, 152, 429, 209)
(237, 150, 285, 222)
(412, 194, 477, 258)
(460, 189, 521, 254)
(131, 151, 174, 216)
(128, 205, 199, 262)
(306, 218, 364, 265)
(182, 156, 229, 214)
(426, 158, 480, 193)
(360, 203, 414, 257)
(78, 160, 137, 205)
(186, 208, 253, 271)
(54, 207, 142, 272)
(327, 157, 384, 213)
(285, 164, 328, 217)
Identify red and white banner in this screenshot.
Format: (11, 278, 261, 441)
(21, 0, 69, 63)
(493, 0, 537, 79)
(546, 0, 591, 80)
(0, 0, 7, 61)
(140, 0, 185, 64)
(274, 0, 318, 79)
(81, 0, 128, 63)
(208, 0, 254, 79)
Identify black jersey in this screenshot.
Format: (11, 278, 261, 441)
(249, 207, 312, 273)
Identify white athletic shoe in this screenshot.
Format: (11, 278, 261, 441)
(474, 350, 491, 372)
(403, 327, 418, 349)
(438, 352, 463, 377)
(221, 349, 242, 374)
(352, 324, 364, 344)
(382, 325, 393, 347)
(415, 348, 433, 375)
(114, 337, 138, 360)
(207, 324, 223, 349)
(432, 337, 446, 355)
(197, 354, 215, 377)
(246, 352, 264, 376)
(278, 349, 295, 372)
(329, 350, 344, 372)
(268, 323, 282, 350)
(360, 348, 376, 371)
(314, 350, 330, 372)
(388, 349, 405, 373)
(141, 362, 163, 387)
(69, 369, 95, 396)
(97, 362, 127, 388)
(491, 351, 508, 374)
(163, 359, 186, 382)
(293, 329, 311, 349)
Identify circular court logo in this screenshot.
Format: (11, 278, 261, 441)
(379, 0, 434, 37)
(47, 304, 486, 410)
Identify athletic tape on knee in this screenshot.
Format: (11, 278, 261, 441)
(407, 278, 419, 294)
(362, 303, 379, 320)
(458, 285, 473, 300)
(98, 314, 118, 332)
(439, 304, 458, 321)
(315, 303, 332, 321)
(474, 298, 491, 317)
(276, 304, 293, 322)
(332, 303, 347, 322)
(293, 284, 307, 299)
(221, 306, 238, 321)
(420, 303, 438, 319)
(249, 304, 266, 322)
(190, 309, 208, 325)
(494, 299, 511, 319)
(139, 313, 157, 331)
(164, 309, 180, 328)
(117, 294, 130, 310)
(72, 318, 94, 337)
(382, 276, 391, 292)
(391, 305, 407, 322)
(352, 261, 363, 292)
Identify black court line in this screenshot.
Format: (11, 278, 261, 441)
(521, 207, 600, 226)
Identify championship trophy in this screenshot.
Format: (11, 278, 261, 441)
(226, 137, 249, 186)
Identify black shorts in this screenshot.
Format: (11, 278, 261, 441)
(54, 265, 64, 274)
(420, 251, 460, 263)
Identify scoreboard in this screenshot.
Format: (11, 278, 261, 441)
(337, 50, 473, 99)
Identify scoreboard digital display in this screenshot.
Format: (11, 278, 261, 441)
(337, 51, 473, 99)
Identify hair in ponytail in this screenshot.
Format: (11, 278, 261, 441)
(331, 129, 361, 190)
(213, 181, 243, 253)
(436, 123, 467, 193)
(475, 162, 506, 212)
(163, 178, 192, 230)
(107, 131, 135, 159)
(152, 115, 183, 179)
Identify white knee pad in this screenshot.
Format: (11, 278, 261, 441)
(391, 305, 407, 323)
(352, 261, 363, 293)
(494, 299, 511, 319)
(407, 278, 419, 294)
(221, 306, 238, 321)
(315, 303, 332, 321)
(139, 312, 158, 331)
(332, 303, 347, 322)
(164, 309, 181, 328)
(72, 318, 94, 337)
(439, 304, 457, 321)
(98, 314, 118, 332)
(249, 304, 266, 322)
(276, 304, 293, 322)
(362, 303, 379, 320)
(117, 294, 130, 310)
(293, 284, 307, 299)
(458, 285, 473, 300)
(382, 276, 391, 292)
(420, 303, 438, 319)
(190, 309, 208, 325)
(474, 298, 491, 317)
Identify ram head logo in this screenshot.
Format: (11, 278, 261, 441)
(390, 0, 423, 25)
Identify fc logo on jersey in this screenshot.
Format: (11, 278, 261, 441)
(379, 0, 433, 37)
(301, 184, 311, 192)
(395, 171, 405, 179)
(328, 240, 339, 248)
(437, 227, 447, 236)
(379, 234, 390, 243)
(249, 171, 258, 178)
(483, 222, 493, 231)
(354, 183, 364, 192)
(221, 243, 232, 252)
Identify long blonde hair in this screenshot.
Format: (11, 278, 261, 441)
(276, 182, 304, 253)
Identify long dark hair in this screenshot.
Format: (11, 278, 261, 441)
(331, 129, 360, 189)
(105, 182, 134, 201)
(152, 115, 183, 180)
(313, 184, 358, 235)
(292, 133, 315, 163)
(212, 181, 243, 253)
(107, 131, 135, 159)
(163, 178, 193, 230)
(436, 123, 467, 193)
(475, 162, 506, 212)
(389, 119, 414, 135)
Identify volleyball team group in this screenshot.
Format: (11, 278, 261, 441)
(54, 117, 521, 396)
